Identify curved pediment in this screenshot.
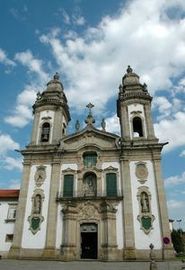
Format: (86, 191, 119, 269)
(60, 126, 120, 151)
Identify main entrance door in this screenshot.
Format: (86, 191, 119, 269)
(80, 223, 97, 259)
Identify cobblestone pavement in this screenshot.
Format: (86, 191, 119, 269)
(0, 260, 183, 270)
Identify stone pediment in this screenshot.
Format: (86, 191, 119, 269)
(61, 127, 120, 151)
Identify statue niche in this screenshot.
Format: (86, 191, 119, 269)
(83, 172, 97, 197)
(140, 192, 150, 213)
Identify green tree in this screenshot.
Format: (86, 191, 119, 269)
(171, 229, 184, 254)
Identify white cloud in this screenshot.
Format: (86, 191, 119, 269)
(154, 111, 185, 151)
(167, 199, 184, 209)
(0, 133, 20, 155)
(4, 157, 22, 171)
(72, 15, 85, 26)
(180, 150, 185, 157)
(0, 48, 15, 66)
(165, 172, 185, 186)
(15, 50, 48, 81)
(40, 0, 185, 116)
(104, 114, 120, 134)
(6, 51, 49, 128)
(5, 85, 37, 127)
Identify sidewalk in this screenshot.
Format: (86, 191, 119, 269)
(0, 260, 183, 270)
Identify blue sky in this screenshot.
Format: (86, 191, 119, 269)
(0, 0, 185, 229)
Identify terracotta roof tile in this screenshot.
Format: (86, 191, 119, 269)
(0, 189, 20, 198)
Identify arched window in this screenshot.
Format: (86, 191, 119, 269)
(106, 173, 117, 197)
(133, 117, 143, 137)
(41, 122, 50, 142)
(83, 152, 97, 168)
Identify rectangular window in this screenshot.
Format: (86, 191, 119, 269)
(106, 173, 117, 197)
(63, 175, 74, 197)
(83, 153, 97, 167)
(5, 234, 14, 242)
(7, 204, 17, 221)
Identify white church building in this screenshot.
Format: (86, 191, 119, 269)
(0, 66, 174, 260)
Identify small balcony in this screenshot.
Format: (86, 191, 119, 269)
(56, 190, 123, 202)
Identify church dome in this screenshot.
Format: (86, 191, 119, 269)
(122, 66, 140, 86)
(46, 72, 64, 92)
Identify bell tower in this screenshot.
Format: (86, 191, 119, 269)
(30, 73, 70, 145)
(117, 66, 174, 260)
(117, 66, 156, 141)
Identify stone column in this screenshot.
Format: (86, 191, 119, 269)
(61, 204, 78, 261)
(120, 158, 136, 259)
(152, 157, 174, 259)
(43, 160, 61, 258)
(8, 161, 31, 258)
(30, 111, 40, 144)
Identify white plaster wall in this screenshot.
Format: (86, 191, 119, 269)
(0, 201, 17, 252)
(36, 110, 55, 144)
(128, 104, 147, 138)
(21, 164, 51, 249)
(116, 202, 124, 249)
(129, 160, 162, 249)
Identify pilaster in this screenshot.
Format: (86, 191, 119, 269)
(43, 160, 61, 258)
(61, 205, 78, 260)
(52, 109, 62, 144)
(8, 162, 31, 258)
(152, 158, 174, 259)
(30, 112, 40, 144)
(120, 158, 136, 259)
(120, 104, 130, 139)
(144, 103, 155, 139)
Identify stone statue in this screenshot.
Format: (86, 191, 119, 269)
(101, 118, 106, 130)
(33, 194, 42, 214)
(141, 192, 149, 213)
(75, 120, 80, 132)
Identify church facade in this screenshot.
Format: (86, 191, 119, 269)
(2, 67, 174, 260)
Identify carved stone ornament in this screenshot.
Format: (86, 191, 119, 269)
(78, 201, 100, 220)
(34, 165, 46, 187)
(28, 215, 44, 235)
(28, 189, 45, 234)
(135, 162, 148, 184)
(137, 213, 155, 234)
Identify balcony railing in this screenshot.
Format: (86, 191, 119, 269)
(56, 190, 123, 202)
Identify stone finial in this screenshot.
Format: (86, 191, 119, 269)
(75, 120, 80, 132)
(101, 118, 106, 131)
(119, 84, 123, 92)
(36, 91, 41, 100)
(143, 83, 148, 92)
(127, 65, 133, 74)
(53, 72, 60, 80)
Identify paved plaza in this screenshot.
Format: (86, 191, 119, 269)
(0, 260, 184, 270)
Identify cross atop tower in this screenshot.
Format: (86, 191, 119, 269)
(86, 103, 94, 115)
